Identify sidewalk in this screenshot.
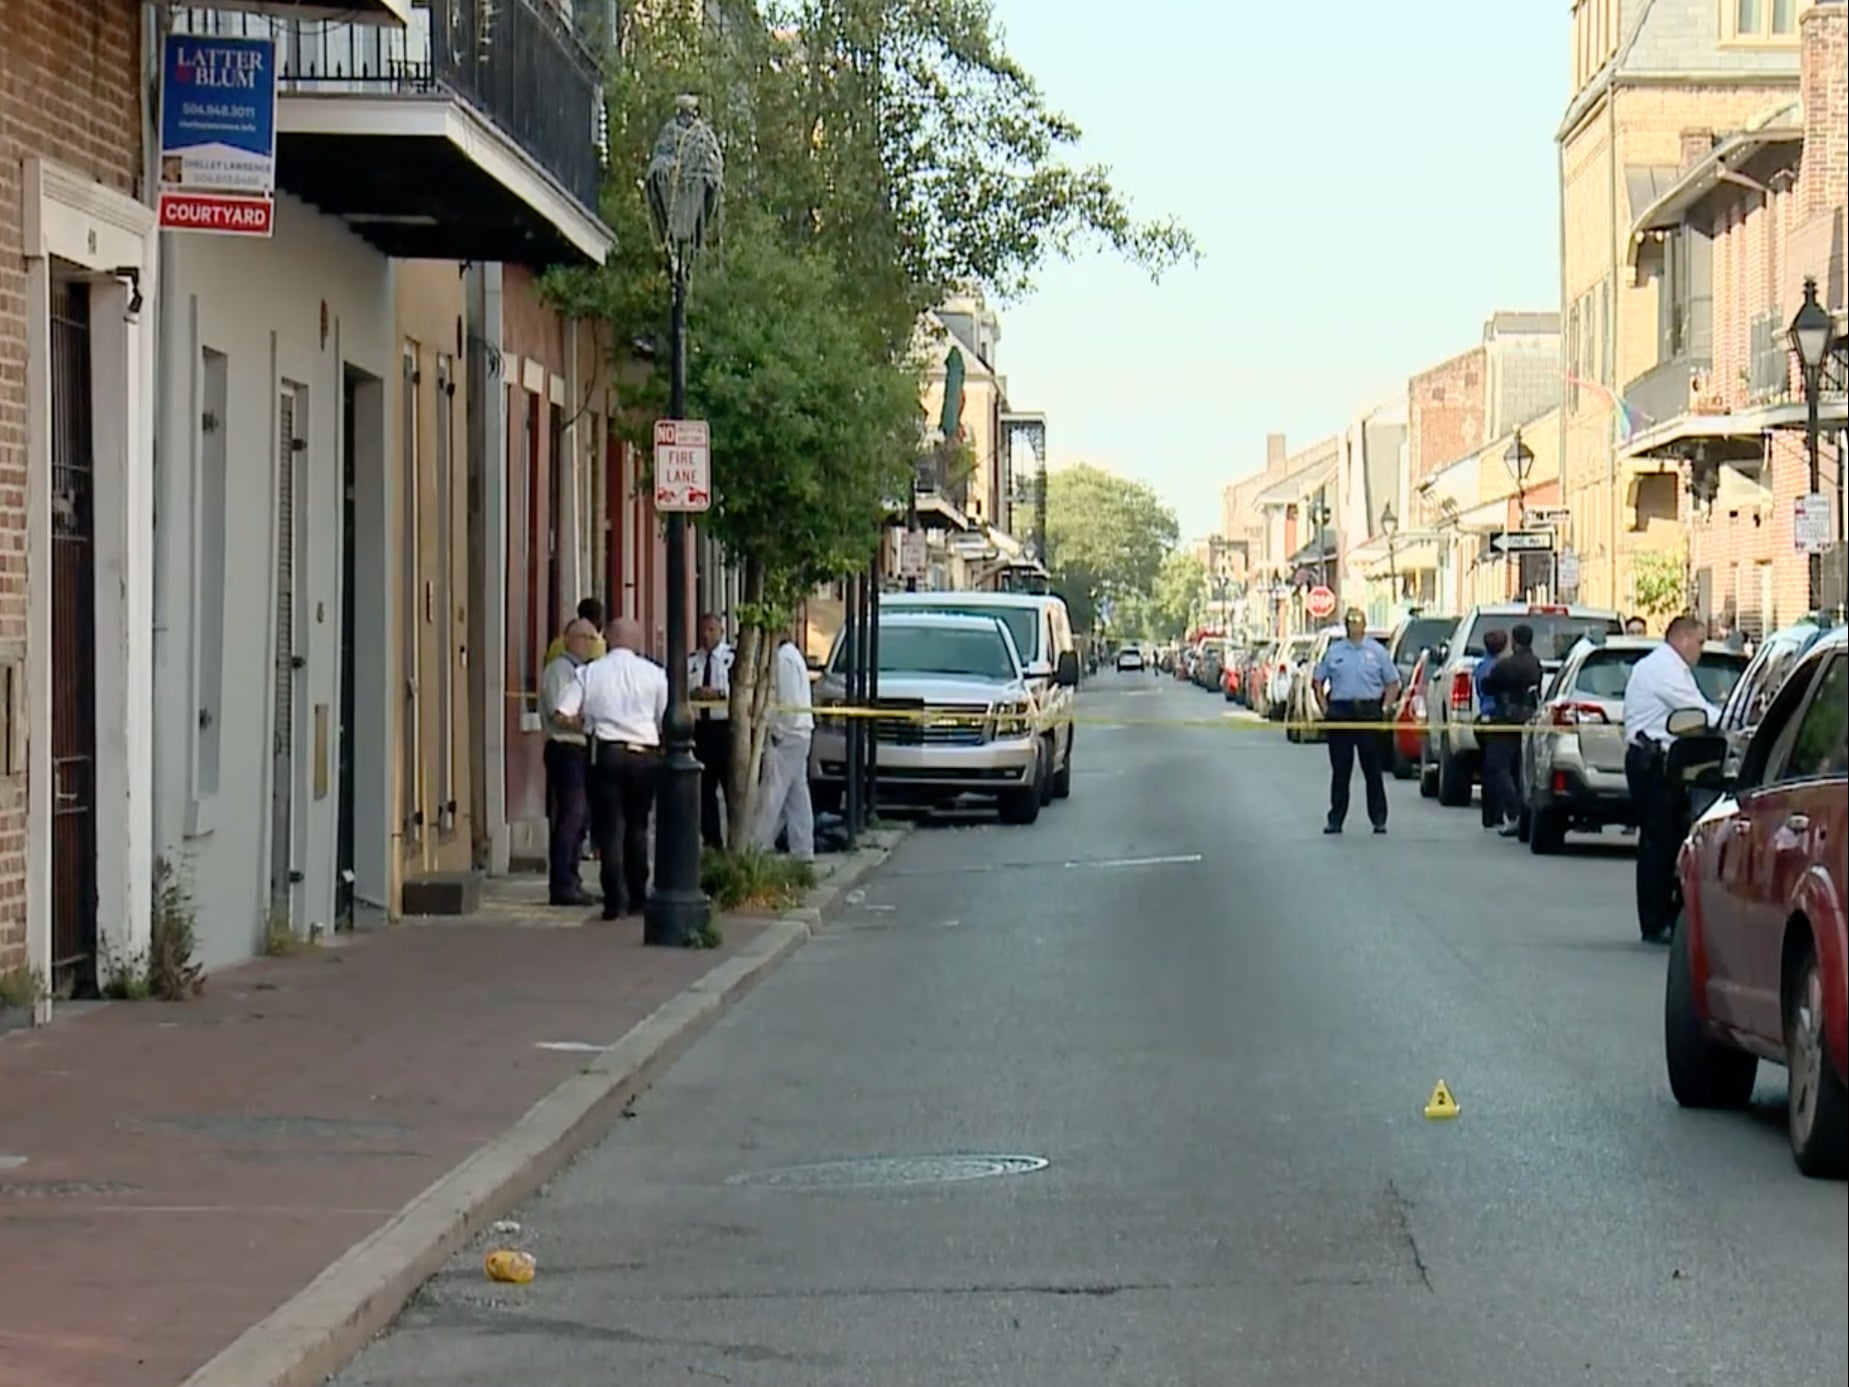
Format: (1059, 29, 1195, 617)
(0, 844, 891, 1387)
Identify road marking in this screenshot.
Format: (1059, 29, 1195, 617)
(1075, 853, 1204, 869)
(534, 1041, 605, 1053)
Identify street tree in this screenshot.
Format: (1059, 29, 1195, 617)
(1148, 548, 1208, 641)
(1044, 464, 1180, 632)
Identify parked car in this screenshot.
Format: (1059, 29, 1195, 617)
(1239, 642, 1276, 709)
(1393, 648, 1431, 781)
(1516, 636, 1748, 854)
(811, 611, 1075, 824)
(1265, 635, 1316, 721)
(1116, 645, 1145, 672)
(1194, 639, 1226, 691)
(1385, 612, 1457, 688)
(880, 590, 1081, 800)
(1663, 627, 1848, 1178)
(1419, 603, 1624, 807)
(1716, 619, 1834, 777)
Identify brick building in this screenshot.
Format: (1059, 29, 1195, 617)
(1619, 0, 1849, 633)
(1557, 0, 1815, 613)
(0, 0, 158, 1010)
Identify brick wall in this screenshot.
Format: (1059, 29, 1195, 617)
(1407, 346, 1486, 484)
(1799, 3, 1848, 225)
(0, 0, 143, 974)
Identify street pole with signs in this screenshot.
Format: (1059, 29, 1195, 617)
(643, 97, 724, 947)
(1504, 429, 1534, 598)
(1789, 278, 1834, 618)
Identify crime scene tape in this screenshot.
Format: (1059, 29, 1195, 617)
(777, 703, 1448, 735)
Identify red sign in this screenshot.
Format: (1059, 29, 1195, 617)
(1305, 585, 1337, 620)
(158, 191, 274, 237)
(653, 419, 711, 513)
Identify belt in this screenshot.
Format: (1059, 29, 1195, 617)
(596, 738, 658, 754)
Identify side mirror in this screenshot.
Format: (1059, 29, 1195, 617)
(1665, 707, 1711, 737)
(1024, 659, 1054, 680)
(1054, 651, 1080, 687)
(1433, 642, 1450, 665)
(1667, 733, 1730, 788)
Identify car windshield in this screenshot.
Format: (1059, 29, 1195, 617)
(1572, 648, 1748, 702)
(843, 624, 1018, 680)
(1463, 613, 1621, 661)
(1394, 617, 1454, 669)
(893, 604, 1038, 662)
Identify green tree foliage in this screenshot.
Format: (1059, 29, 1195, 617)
(1044, 464, 1179, 632)
(546, 0, 1197, 834)
(1147, 549, 1208, 640)
(1631, 548, 1687, 620)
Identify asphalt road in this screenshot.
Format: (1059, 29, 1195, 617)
(338, 669, 1849, 1387)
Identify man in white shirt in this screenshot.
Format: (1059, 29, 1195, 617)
(554, 617, 669, 920)
(1621, 614, 1723, 943)
(689, 612, 734, 849)
(752, 626, 816, 862)
(540, 618, 600, 907)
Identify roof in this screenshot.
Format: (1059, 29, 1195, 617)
(884, 590, 1068, 611)
(1256, 457, 1337, 506)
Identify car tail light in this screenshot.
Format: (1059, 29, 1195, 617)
(1449, 670, 1473, 710)
(1528, 604, 1568, 615)
(1549, 701, 1608, 726)
(1552, 770, 1568, 795)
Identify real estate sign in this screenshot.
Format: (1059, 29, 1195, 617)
(158, 33, 278, 236)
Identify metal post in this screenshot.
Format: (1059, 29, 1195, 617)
(644, 271, 710, 947)
(1805, 365, 1823, 617)
(865, 554, 880, 824)
(842, 571, 862, 848)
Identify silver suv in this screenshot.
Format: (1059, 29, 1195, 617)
(1516, 636, 1749, 853)
(811, 611, 1064, 825)
(1419, 603, 1623, 806)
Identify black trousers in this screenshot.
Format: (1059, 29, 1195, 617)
(1326, 699, 1387, 828)
(543, 739, 590, 901)
(1480, 729, 1521, 828)
(1624, 740, 1678, 940)
(693, 716, 730, 850)
(588, 741, 660, 917)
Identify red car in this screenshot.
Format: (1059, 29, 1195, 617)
(1665, 627, 1848, 1178)
(1392, 649, 1429, 780)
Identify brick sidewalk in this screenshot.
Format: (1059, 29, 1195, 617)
(0, 895, 769, 1387)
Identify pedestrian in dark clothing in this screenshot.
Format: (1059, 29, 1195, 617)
(1474, 629, 1508, 829)
(1481, 623, 1544, 836)
(1311, 610, 1402, 835)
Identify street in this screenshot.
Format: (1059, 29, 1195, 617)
(336, 671, 1849, 1387)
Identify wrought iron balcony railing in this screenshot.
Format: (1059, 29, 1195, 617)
(175, 0, 607, 213)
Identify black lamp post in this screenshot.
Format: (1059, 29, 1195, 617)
(1504, 429, 1535, 597)
(1788, 276, 1833, 617)
(1380, 502, 1399, 611)
(643, 95, 724, 948)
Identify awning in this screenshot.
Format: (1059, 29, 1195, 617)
(910, 493, 976, 531)
(1631, 121, 1803, 237)
(1715, 464, 1775, 516)
(1621, 396, 1849, 463)
(1286, 528, 1338, 568)
(211, 0, 411, 24)
(1356, 538, 1443, 580)
(1256, 459, 1337, 507)
(1454, 495, 1513, 534)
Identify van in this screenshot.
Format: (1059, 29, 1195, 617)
(878, 591, 1081, 798)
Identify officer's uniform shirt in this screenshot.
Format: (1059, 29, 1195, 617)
(556, 649, 668, 748)
(689, 641, 734, 722)
(1622, 643, 1720, 749)
(1313, 638, 1399, 702)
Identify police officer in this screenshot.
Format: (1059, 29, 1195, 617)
(1312, 610, 1401, 835)
(1620, 614, 1721, 943)
(554, 617, 669, 921)
(688, 612, 734, 850)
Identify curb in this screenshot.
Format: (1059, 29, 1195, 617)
(180, 829, 910, 1387)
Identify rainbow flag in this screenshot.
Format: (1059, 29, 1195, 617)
(1563, 374, 1649, 443)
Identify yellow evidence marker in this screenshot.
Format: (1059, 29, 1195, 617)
(1423, 1079, 1460, 1120)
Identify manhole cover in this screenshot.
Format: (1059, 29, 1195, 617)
(727, 1155, 1048, 1190)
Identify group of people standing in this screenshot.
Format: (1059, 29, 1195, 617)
(1473, 624, 1545, 835)
(537, 599, 817, 920)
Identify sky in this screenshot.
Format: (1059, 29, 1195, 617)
(988, 0, 1565, 532)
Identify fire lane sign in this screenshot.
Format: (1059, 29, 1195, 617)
(654, 419, 711, 513)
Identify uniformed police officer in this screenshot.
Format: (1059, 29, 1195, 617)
(1311, 610, 1402, 835)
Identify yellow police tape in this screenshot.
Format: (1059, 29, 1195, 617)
(780, 703, 1448, 735)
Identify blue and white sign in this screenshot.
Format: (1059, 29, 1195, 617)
(159, 34, 278, 196)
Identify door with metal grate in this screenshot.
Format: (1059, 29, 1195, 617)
(271, 389, 299, 924)
(49, 279, 98, 995)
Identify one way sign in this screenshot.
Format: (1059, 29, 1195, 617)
(1491, 529, 1555, 554)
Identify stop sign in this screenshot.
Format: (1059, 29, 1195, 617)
(1305, 585, 1337, 620)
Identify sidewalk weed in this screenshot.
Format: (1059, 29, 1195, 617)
(106, 855, 205, 1002)
(262, 907, 319, 957)
(0, 962, 47, 1015)
(700, 848, 815, 915)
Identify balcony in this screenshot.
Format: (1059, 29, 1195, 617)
(175, 0, 613, 265)
(1747, 308, 1791, 402)
(1623, 353, 1711, 431)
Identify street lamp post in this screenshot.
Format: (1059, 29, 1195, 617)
(1789, 276, 1834, 618)
(1504, 429, 1535, 599)
(643, 95, 724, 948)
(1380, 502, 1399, 617)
